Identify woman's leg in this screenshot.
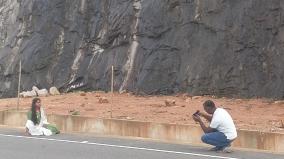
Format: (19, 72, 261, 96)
(44, 124, 60, 135)
(25, 128, 31, 136)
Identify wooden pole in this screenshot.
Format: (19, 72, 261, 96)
(111, 65, 114, 93)
(111, 65, 114, 118)
(17, 60, 21, 110)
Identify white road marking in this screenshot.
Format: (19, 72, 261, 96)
(0, 133, 238, 159)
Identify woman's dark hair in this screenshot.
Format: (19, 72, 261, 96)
(203, 100, 215, 108)
(31, 98, 40, 125)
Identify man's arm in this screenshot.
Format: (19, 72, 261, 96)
(192, 115, 215, 133)
(199, 112, 213, 122)
(198, 120, 215, 133)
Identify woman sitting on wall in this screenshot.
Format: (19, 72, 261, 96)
(25, 98, 60, 136)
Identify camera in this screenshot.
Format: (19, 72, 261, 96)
(193, 110, 200, 116)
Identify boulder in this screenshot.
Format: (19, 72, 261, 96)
(32, 86, 48, 97)
(37, 89, 49, 97)
(19, 90, 37, 98)
(49, 87, 60, 95)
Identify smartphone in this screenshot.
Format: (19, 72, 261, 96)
(193, 110, 200, 116)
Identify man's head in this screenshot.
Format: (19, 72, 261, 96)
(203, 100, 216, 114)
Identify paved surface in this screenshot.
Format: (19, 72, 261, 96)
(0, 128, 283, 159)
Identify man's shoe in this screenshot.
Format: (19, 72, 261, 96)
(217, 146, 233, 153)
(209, 147, 222, 151)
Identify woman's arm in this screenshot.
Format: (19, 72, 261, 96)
(40, 107, 49, 125)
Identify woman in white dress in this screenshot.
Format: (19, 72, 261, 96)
(25, 98, 60, 136)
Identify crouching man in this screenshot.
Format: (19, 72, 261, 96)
(192, 100, 237, 152)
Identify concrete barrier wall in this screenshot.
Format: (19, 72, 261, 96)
(1, 110, 284, 153)
(0, 111, 27, 126)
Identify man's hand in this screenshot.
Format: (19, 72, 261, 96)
(198, 111, 213, 122)
(192, 114, 202, 123)
(193, 114, 215, 133)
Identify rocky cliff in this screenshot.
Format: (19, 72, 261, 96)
(0, 0, 283, 98)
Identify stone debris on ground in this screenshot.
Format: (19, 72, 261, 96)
(98, 97, 109, 103)
(192, 96, 202, 100)
(84, 108, 95, 111)
(119, 90, 127, 94)
(165, 99, 176, 106)
(274, 101, 284, 104)
(185, 98, 191, 103)
(181, 93, 192, 99)
(126, 116, 133, 120)
(69, 109, 80, 115)
(116, 115, 133, 120)
(154, 110, 168, 114)
(80, 92, 86, 96)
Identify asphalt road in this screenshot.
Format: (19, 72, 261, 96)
(0, 128, 283, 159)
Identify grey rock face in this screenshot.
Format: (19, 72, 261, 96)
(0, 0, 283, 98)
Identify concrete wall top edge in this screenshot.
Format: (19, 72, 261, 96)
(1, 110, 284, 135)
